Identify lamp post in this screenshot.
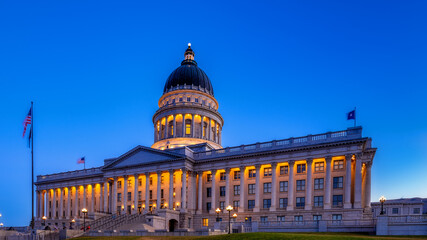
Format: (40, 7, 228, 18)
(215, 208, 221, 222)
(226, 205, 233, 234)
(82, 208, 88, 232)
(70, 219, 75, 229)
(379, 196, 386, 215)
(42, 216, 47, 226)
(233, 213, 237, 222)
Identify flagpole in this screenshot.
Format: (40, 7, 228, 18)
(31, 101, 34, 229)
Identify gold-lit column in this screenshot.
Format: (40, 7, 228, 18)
(156, 171, 162, 212)
(169, 170, 174, 210)
(123, 175, 128, 214)
(324, 156, 332, 209)
(210, 169, 217, 214)
(190, 171, 197, 212)
(344, 154, 353, 208)
(286, 161, 295, 211)
(144, 172, 150, 213)
(90, 184, 95, 213)
(133, 174, 139, 214)
(270, 162, 278, 211)
(225, 168, 231, 208)
(157, 121, 161, 141)
(112, 178, 118, 214)
(191, 115, 195, 138)
(197, 171, 203, 214)
(67, 187, 71, 219)
(239, 166, 246, 213)
(52, 189, 57, 219)
(354, 154, 362, 209)
(181, 168, 187, 212)
(104, 179, 109, 213)
(253, 164, 261, 212)
(182, 116, 186, 137)
(305, 159, 313, 210)
(74, 187, 78, 218)
(207, 117, 211, 140)
(59, 188, 63, 219)
(83, 185, 87, 210)
(165, 117, 169, 139)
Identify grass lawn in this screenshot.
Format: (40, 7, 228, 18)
(75, 232, 427, 240)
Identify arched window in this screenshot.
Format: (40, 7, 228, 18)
(185, 119, 192, 136)
(168, 121, 174, 137)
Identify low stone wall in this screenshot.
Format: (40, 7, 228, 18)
(376, 215, 427, 235)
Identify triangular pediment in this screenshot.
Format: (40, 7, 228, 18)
(103, 145, 185, 170)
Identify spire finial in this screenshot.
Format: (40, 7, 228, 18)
(188, 43, 191, 47)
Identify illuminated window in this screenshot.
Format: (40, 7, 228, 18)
(279, 198, 288, 208)
(263, 167, 272, 177)
(161, 189, 164, 199)
(234, 171, 240, 180)
(314, 178, 324, 190)
(138, 191, 142, 200)
(248, 169, 256, 178)
(332, 195, 343, 207)
(173, 174, 176, 184)
(127, 192, 131, 201)
(263, 199, 271, 209)
(263, 182, 272, 193)
(185, 124, 191, 135)
(314, 196, 323, 207)
(296, 197, 305, 208)
(170, 125, 174, 135)
(333, 160, 344, 170)
(161, 175, 164, 184)
(280, 166, 288, 175)
(202, 218, 209, 227)
(150, 177, 153, 185)
(248, 184, 255, 195)
(206, 174, 212, 182)
(248, 200, 255, 209)
(138, 179, 142, 186)
(220, 186, 226, 196)
(297, 164, 306, 173)
(296, 180, 305, 191)
(315, 162, 324, 172)
(233, 201, 239, 210)
(220, 172, 226, 181)
(333, 177, 343, 189)
(279, 181, 288, 192)
(128, 179, 132, 187)
(117, 181, 122, 189)
(234, 185, 240, 196)
(245, 217, 252, 222)
(220, 201, 225, 210)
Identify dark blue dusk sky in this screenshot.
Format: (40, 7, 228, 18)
(1, 0, 426, 226)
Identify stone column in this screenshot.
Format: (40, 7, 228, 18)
(287, 161, 295, 211)
(52, 189, 57, 219)
(123, 175, 128, 214)
(214, 122, 218, 143)
(190, 171, 197, 212)
(173, 115, 176, 138)
(270, 162, 278, 211)
(156, 171, 162, 211)
(145, 172, 150, 213)
(191, 115, 195, 138)
(364, 162, 372, 209)
(253, 164, 261, 212)
(67, 188, 71, 218)
(239, 166, 246, 213)
(344, 154, 353, 209)
(112, 178, 118, 214)
(182, 115, 186, 137)
(91, 185, 95, 213)
(324, 156, 332, 209)
(181, 168, 187, 212)
(197, 171, 203, 214)
(169, 170, 174, 210)
(207, 117, 211, 140)
(104, 179, 109, 213)
(354, 154, 363, 209)
(210, 169, 217, 214)
(305, 158, 313, 210)
(200, 116, 204, 138)
(59, 188, 63, 218)
(225, 168, 231, 207)
(83, 185, 87, 210)
(39, 191, 44, 218)
(133, 174, 139, 214)
(74, 187, 78, 218)
(165, 117, 169, 139)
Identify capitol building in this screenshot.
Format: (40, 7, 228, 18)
(35, 44, 377, 233)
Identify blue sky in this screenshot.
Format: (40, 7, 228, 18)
(0, 0, 426, 226)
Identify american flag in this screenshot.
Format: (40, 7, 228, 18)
(77, 157, 85, 164)
(22, 108, 32, 138)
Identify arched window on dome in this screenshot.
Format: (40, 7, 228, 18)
(168, 120, 174, 138)
(161, 118, 166, 139)
(202, 117, 208, 138)
(185, 119, 192, 136)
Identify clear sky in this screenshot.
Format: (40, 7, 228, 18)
(0, 0, 426, 226)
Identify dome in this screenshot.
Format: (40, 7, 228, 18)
(163, 45, 214, 96)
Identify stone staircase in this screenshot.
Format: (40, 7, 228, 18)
(88, 214, 147, 231)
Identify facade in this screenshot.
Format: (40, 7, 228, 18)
(371, 198, 427, 218)
(35, 45, 377, 232)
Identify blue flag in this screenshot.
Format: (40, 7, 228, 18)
(347, 110, 356, 120)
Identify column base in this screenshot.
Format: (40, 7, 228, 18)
(344, 202, 352, 209)
(286, 206, 294, 211)
(253, 207, 260, 212)
(353, 202, 362, 209)
(196, 210, 202, 215)
(269, 206, 276, 212)
(323, 204, 331, 210)
(304, 205, 312, 211)
(238, 208, 245, 213)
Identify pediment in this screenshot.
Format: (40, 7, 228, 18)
(103, 145, 184, 170)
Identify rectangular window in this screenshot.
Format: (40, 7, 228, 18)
(263, 167, 272, 177)
(220, 186, 226, 197)
(179, 97, 183, 102)
(161, 189, 164, 199)
(260, 216, 268, 223)
(149, 177, 153, 185)
(220, 201, 225, 210)
(296, 180, 305, 191)
(392, 208, 399, 214)
(414, 208, 421, 214)
(314, 196, 324, 207)
(118, 181, 122, 189)
(195, 98, 199, 103)
(206, 174, 212, 182)
(313, 215, 322, 221)
(248, 200, 255, 209)
(207, 187, 212, 198)
(263, 199, 271, 209)
(220, 172, 226, 181)
(138, 191, 142, 201)
(279, 198, 288, 208)
(127, 192, 131, 201)
(333, 160, 344, 170)
(279, 181, 288, 192)
(173, 174, 176, 184)
(206, 202, 211, 211)
(128, 179, 132, 187)
(138, 179, 142, 186)
(117, 193, 122, 202)
(149, 190, 153, 200)
(296, 197, 305, 208)
(233, 201, 239, 210)
(277, 216, 286, 222)
(187, 97, 191, 102)
(315, 162, 324, 172)
(314, 178, 324, 190)
(202, 218, 208, 227)
(263, 182, 272, 193)
(248, 184, 255, 195)
(245, 217, 252, 222)
(234, 171, 240, 180)
(161, 175, 164, 184)
(332, 195, 343, 207)
(280, 166, 288, 175)
(234, 185, 240, 196)
(333, 177, 343, 189)
(297, 164, 306, 173)
(332, 214, 342, 221)
(294, 215, 303, 222)
(185, 124, 191, 135)
(248, 169, 256, 178)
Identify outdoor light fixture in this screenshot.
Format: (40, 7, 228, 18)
(226, 205, 234, 234)
(82, 208, 88, 232)
(215, 208, 221, 222)
(379, 196, 386, 215)
(42, 216, 47, 226)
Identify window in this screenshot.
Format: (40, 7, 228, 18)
(279, 198, 288, 208)
(248, 200, 255, 209)
(277, 216, 286, 222)
(220, 186, 226, 197)
(118, 181, 122, 189)
(333, 160, 344, 170)
(263, 199, 271, 209)
(202, 218, 209, 227)
(161, 175, 164, 184)
(187, 97, 191, 102)
(220, 172, 226, 181)
(138, 191, 142, 201)
(202, 100, 206, 105)
(296, 197, 305, 208)
(260, 216, 268, 223)
(149, 190, 153, 199)
(297, 164, 306, 173)
(233, 201, 239, 210)
(294, 215, 303, 222)
(206, 202, 211, 211)
(313, 215, 322, 221)
(280, 166, 288, 175)
(279, 181, 288, 192)
(314, 196, 323, 207)
(161, 189, 164, 199)
(127, 192, 131, 201)
(333, 177, 343, 189)
(179, 97, 183, 102)
(249, 169, 256, 178)
(173, 174, 176, 184)
(296, 180, 305, 191)
(332, 214, 342, 221)
(314, 178, 324, 190)
(332, 195, 343, 207)
(234, 185, 240, 196)
(128, 179, 132, 187)
(149, 177, 153, 185)
(185, 124, 191, 135)
(207, 188, 212, 198)
(138, 179, 142, 186)
(206, 174, 212, 182)
(172, 99, 175, 104)
(195, 98, 199, 103)
(414, 208, 421, 214)
(234, 171, 240, 179)
(392, 208, 399, 214)
(263, 182, 272, 193)
(248, 184, 255, 194)
(264, 167, 272, 177)
(220, 201, 225, 210)
(117, 193, 122, 202)
(245, 217, 252, 222)
(315, 162, 324, 172)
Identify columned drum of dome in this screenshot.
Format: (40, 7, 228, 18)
(152, 44, 224, 150)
